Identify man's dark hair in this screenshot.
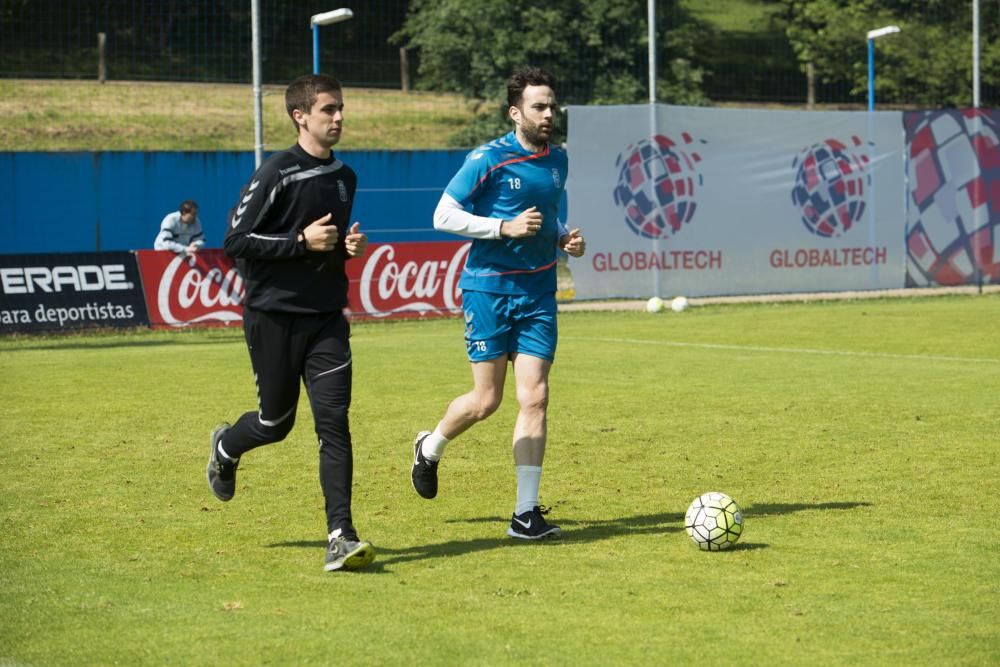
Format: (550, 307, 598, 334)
(507, 66, 556, 109)
(179, 200, 198, 214)
(285, 74, 342, 131)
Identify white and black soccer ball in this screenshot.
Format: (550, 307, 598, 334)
(685, 491, 744, 551)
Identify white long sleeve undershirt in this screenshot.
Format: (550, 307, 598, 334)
(433, 192, 571, 244)
(433, 193, 503, 239)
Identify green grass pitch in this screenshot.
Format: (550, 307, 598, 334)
(1, 295, 998, 665)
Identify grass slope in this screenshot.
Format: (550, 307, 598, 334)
(1, 295, 998, 665)
(0, 79, 474, 151)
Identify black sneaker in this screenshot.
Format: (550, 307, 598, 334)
(324, 534, 376, 572)
(411, 431, 438, 499)
(507, 506, 562, 540)
(206, 423, 238, 502)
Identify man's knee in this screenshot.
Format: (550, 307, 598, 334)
(471, 390, 503, 421)
(516, 383, 549, 413)
(255, 411, 296, 442)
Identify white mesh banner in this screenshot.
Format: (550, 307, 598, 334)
(565, 104, 906, 299)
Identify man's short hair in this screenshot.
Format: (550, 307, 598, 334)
(179, 200, 198, 214)
(507, 66, 556, 109)
(285, 74, 343, 131)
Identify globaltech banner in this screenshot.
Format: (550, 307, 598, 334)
(566, 104, 907, 299)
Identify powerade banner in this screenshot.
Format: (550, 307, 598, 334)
(566, 104, 907, 299)
(0, 252, 149, 333)
(134, 242, 470, 329)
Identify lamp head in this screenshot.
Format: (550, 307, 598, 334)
(311, 8, 354, 28)
(867, 25, 901, 40)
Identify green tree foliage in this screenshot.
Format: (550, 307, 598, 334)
(779, 0, 998, 107)
(394, 0, 711, 145)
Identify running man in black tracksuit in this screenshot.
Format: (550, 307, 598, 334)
(206, 74, 374, 572)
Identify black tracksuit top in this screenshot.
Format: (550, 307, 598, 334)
(224, 143, 357, 314)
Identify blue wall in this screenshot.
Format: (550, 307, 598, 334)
(0, 150, 471, 253)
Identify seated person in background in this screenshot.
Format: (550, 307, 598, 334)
(154, 200, 205, 256)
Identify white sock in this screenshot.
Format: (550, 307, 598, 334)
(217, 441, 238, 462)
(515, 465, 542, 515)
(420, 424, 451, 462)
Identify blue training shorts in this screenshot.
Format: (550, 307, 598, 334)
(461, 290, 558, 363)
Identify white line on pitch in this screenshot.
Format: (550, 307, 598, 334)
(561, 336, 1000, 364)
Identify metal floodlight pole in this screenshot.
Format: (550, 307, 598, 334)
(973, 0, 981, 109)
(866, 25, 900, 111)
(311, 8, 354, 75)
(647, 0, 660, 297)
(972, 0, 983, 292)
(647, 0, 656, 104)
(251, 0, 263, 168)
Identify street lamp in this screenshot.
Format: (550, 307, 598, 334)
(311, 8, 354, 75)
(866, 25, 901, 111)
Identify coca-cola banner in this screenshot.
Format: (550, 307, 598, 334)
(134, 242, 470, 328)
(0, 251, 149, 333)
(348, 241, 469, 319)
(135, 249, 244, 329)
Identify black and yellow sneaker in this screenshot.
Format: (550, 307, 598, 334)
(410, 431, 439, 499)
(506, 506, 562, 540)
(206, 423, 238, 501)
(324, 533, 376, 572)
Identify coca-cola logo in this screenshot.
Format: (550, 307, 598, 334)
(156, 254, 244, 326)
(357, 243, 469, 317)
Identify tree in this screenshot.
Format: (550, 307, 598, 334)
(779, 0, 999, 107)
(393, 0, 710, 145)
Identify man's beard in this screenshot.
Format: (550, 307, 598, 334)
(521, 121, 551, 147)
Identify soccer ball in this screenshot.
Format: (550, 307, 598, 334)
(671, 296, 689, 312)
(685, 492, 744, 551)
(646, 296, 665, 313)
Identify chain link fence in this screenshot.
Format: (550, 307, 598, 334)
(0, 1, 995, 107)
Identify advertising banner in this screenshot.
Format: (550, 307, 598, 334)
(903, 109, 1000, 287)
(0, 252, 149, 333)
(136, 242, 470, 327)
(566, 104, 907, 299)
(135, 249, 244, 329)
(347, 241, 469, 319)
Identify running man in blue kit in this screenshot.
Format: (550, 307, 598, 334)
(410, 66, 587, 539)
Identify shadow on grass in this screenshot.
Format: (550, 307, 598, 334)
(745, 501, 872, 515)
(267, 501, 868, 568)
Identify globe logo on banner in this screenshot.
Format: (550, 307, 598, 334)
(613, 133, 704, 240)
(905, 110, 1000, 286)
(790, 136, 870, 238)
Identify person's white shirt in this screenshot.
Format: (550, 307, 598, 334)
(154, 210, 205, 254)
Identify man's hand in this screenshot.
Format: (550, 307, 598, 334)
(302, 212, 338, 251)
(185, 242, 201, 256)
(500, 206, 543, 238)
(345, 222, 368, 258)
(559, 228, 586, 258)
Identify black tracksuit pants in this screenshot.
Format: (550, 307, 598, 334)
(222, 308, 356, 537)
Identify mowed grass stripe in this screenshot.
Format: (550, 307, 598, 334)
(563, 335, 1000, 364)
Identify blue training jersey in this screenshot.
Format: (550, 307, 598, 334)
(445, 130, 568, 295)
